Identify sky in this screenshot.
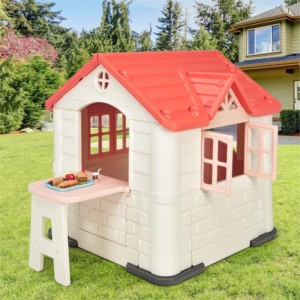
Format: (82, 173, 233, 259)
(52, 0, 286, 34)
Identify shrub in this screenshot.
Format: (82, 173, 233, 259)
(0, 56, 65, 133)
(0, 110, 24, 134)
(280, 109, 300, 135)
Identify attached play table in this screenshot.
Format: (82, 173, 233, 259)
(28, 174, 130, 286)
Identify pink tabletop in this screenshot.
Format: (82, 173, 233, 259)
(28, 174, 130, 204)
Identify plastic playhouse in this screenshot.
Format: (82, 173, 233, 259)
(28, 50, 281, 286)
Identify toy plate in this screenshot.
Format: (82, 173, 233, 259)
(45, 179, 94, 192)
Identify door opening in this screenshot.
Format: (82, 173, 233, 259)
(81, 103, 129, 182)
(294, 81, 300, 110)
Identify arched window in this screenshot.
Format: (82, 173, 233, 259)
(88, 108, 129, 160)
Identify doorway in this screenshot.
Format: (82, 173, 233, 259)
(294, 81, 300, 110)
(81, 103, 130, 182)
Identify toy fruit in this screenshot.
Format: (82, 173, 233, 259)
(65, 172, 75, 181)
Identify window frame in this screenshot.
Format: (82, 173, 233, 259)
(244, 123, 277, 180)
(87, 108, 129, 160)
(114, 109, 130, 154)
(201, 131, 233, 196)
(247, 24, 281, 56)
(201, 122, 278, 196)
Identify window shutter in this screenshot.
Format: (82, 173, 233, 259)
(244, 123, 277, 180)
(201, 132, 233, 196)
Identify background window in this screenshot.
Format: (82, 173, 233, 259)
(255, 27, 271, 53)
(248, 25, 280, 55)
(248, 30, 255, 55)
(272, 25, 280, 51)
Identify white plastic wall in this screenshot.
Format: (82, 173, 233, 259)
(129, 122, 202, 276)
(52, 65, 157, 176)
(68, 192, 138, 267)
(190, 175, 272, 267)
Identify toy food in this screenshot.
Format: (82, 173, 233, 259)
(76, 169, 88, 183)
(48, 177, 64, 186)
(58, 180, 78, 188)
(65, 173, 75, 180)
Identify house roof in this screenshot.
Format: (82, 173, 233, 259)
(236, 53, 300, 70)
(46, 51, 281, 131)
(230, 3, 300, 32)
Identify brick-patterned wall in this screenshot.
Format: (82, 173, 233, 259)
(127, 192, 152, 272)
(125, 190, 151, 272)
(74, 193, 127, 246)
(190, 175, 272, 267)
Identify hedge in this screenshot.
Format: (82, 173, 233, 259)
(280, 109, 300, 135)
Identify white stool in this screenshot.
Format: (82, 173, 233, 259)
(29, 195, 70, 286)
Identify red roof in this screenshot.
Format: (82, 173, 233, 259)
(46, 51, 281, 131)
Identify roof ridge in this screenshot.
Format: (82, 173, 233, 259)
(287, 2, 300, 16)
(234, 2, 300, 25)
(279, 5, 288, 14)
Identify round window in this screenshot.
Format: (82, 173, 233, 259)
(95, 70, 110, 92)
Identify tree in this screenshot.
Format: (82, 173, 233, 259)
(188, 26, 218, 50)
(136, 26, 153, 51)
(179, 8, 189, 50)
(110, 0, 135, 52)
(80, 28, 113, 55)
(0, 55, 64, 132)
(0, 0, 10, 26)
(3, 0, 66, 38)
(19, 56, 65, 128)
(155, 0, 184, 50)
(100, 0, 113, 37)
(0, 28, 58, 65)
(63, 44, 91, 78)
(194, 0, 253, 61)
(76, 0, 135, 57)
(283, 0, 298, 5)
(0, 58, 26, 133)
(2, 0, 71, 56)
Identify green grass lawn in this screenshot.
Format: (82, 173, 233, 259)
(0, 132, 299, 300)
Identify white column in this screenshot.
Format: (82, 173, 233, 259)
(150, 125, 181, 277)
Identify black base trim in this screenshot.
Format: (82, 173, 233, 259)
(126, 263, 205, 286)
(250, 228, 277, 247)
(47, 228, 78, 247)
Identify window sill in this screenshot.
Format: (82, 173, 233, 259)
(246, 51, 282, 58)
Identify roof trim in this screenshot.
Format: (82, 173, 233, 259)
(230, 3, 300, 32)
(229, 14, 299, 33)
(237, 59, 300, 71)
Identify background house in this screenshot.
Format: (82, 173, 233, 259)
(230, 3, 300, 118)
